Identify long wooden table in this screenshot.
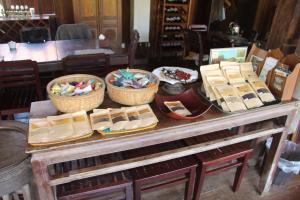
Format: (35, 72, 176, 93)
(24, 90, 297, 200)
(0, 39, 128, 71)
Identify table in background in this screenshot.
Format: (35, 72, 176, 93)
(25, 84, 298, 200)
(0, 39, 129, 72)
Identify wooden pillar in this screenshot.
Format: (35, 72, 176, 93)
(296, 38, 300, 57)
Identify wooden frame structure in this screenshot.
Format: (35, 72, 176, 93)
(23, 99, 297, 200)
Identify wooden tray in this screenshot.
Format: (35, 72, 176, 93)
(29, 132, 93, 147)
(97, 123, 157, 135)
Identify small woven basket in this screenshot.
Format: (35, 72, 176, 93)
(105, 69, 159, 106)
(47, 74, 105, 113)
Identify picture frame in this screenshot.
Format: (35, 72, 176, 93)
(209, 47, 248, 64)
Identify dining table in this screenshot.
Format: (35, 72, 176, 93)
(21, 82, 298, 200)
(0, 39, 129, 72)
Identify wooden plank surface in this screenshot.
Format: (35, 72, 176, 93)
(28, 86, 298, 199)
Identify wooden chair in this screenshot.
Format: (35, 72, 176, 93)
(183, 29, 204, 67)
(123, 141, 197, 200)
(184, 130, 253, 200)
(55, 153, 133, 200)
(55, 23, 93, 40)
(0, 60, 43, 119)
(128, 29, 140, 67)
(61, 53, 110, 77)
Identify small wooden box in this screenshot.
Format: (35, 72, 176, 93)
(267, 54, 300, 101)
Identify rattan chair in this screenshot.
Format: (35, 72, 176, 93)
(0, 121, 32, 200)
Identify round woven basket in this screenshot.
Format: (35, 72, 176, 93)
(105, 69, 160, 106)
(47, 74, 105, 113)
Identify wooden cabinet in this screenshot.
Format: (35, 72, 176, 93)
(72, 0, 122, 45)
(159, 0, 193, 58)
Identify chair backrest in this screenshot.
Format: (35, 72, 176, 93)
(55, 23, 93, 40)
(0, 60, 43, 100)
(183, 29, 204, 66)
(20, 27, 50, 43)
(62, 53, 110, 77)
(128, 30, 140, 67)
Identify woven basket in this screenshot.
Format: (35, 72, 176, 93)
(105, 69, 159, 106)
(47, 74, 105, 113)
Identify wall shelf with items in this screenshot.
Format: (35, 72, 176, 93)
(159, 0, 193, 58)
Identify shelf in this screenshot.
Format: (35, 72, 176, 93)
(164, 22, 186, 25)
(165, 3, 189, 7)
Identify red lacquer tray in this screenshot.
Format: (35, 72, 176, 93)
(155, 88, 212, 120)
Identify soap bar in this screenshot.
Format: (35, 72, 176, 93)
(232, 82, 263, 109)
(249, 80, 276, 103)
(164, 101, 192, 116)
(90, 110, 113, 131)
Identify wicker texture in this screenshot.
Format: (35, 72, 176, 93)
(47, 74, 105, 113)
(105, 69, 159, 106)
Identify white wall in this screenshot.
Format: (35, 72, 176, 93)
(133, 0, 151, 43)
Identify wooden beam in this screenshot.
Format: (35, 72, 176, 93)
(48, 127, 285, 186)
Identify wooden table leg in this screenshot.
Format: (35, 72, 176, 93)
(31, 159, 55, 200)
(259, 110, 296, 195)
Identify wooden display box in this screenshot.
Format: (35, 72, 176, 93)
(247, 44, 300, 102)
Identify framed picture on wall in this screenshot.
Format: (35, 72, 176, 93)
(209, 47, 248, 64)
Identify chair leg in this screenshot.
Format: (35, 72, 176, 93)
(125, 184, 133, 200)
(193, 164, 207, 200)
(232, 154, 250, 192)
(134, 182, 142, 200)
(185, 167, 196, 200)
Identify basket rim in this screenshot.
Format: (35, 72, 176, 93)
(47, 74, 105, 99)
(105, 69, 159, 91)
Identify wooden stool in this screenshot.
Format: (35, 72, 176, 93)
(184, 130, 253, 200)
(55, 153, 133, 200)
(123, 141, 197, 200)
(0, 121, 32, 200)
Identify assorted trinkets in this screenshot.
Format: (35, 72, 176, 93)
(152, 66, 198, 85)
(109, 69, 157, 89)
(50, 79, 102, 96)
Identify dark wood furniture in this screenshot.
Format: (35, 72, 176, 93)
(123, 141, 197, 200)
(0, 39, 128, 71)
(72, 0, 123, 45)
(0, 15, 53, 43)
(62, 53, 109, 76)
(183, 29, 204, 67)
(184, 130, 253, 200)
(0, 60, 43, 119)
(26, 86, 297, 200)
(55, 153, 133, 200)
(159, 0, 194, 58)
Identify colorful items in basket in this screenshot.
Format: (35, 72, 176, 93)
(50, 79, 102, 96)
(152, 66, 198, 84)
(200, 61, 276, 112)
(28, 111, 92, 146)
(109, 69, 157, 89)
(90, 104, 158, 134)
